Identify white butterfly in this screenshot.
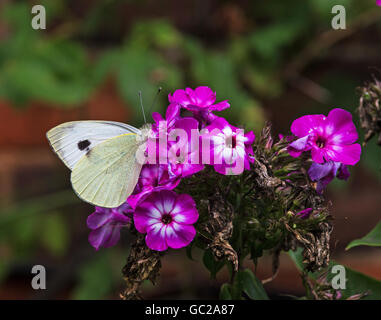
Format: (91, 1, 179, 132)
(47, 121, 148, 208)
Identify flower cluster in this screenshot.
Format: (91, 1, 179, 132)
(288, 108, 361, 193)
(88, 86, 255, 251)
(87, 88, 361, 254)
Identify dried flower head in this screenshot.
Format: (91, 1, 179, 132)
(358, 76, 381, 145)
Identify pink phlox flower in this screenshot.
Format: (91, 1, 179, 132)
(288, 108, 361, 165)
(87, 203, 132, 250)
(169, 86, 230, 126)
(202, 117, 255, 175)
(134, 190, 199, 251)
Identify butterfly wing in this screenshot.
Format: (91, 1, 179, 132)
(71, 133, 142, 208)
(46, 121, 141, 170)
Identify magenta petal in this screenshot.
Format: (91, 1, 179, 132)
(152, 112, 164, 124)
(154, 189, 177, 207)
(327, 108, 358, 144)
(194, 86, 216, 106)
(146, 224, 168, 251)
(327, 143, 361, 165)
(185, 87, 198, 105)
(327, 109, 358, 144)
(316, 174, 335, 193)
(174, 117, 199, 132)
(291, 114, 325, 137)
(327, 108, 353, 128)
(288, 149, 302, 158)
(133, 206, 161, 234)
(328, 130, 358, 146)
(245, 145, 255, 163)
(308, 161, 346, 193)
(89, 227, 108, 250)
(87, 203, 129, 250)
(331, 162, 342, 177)
(213, 164, 228, 175)
(165, 223, 196, 249)
(311, 147, 326, 164)
(110, 211, 130, 224)
(166, 102, 180, 123)
(208, 117, 229, 131)
(88, 224, 120, 250)
(127, 187, 153, 209)
(337, 165, 350, 180)
(133, 193, 166, 233)
(102, 225, 122, 248)
(288, 136, 310, 158)
(308, 162, 334, 181)
(289, 135, 310, 151)
(245, 131, 256, 145)
(178, 163, 204, 177)
(203, 111, 218, 124)
(296, 208, 313, 219)
(116, 202, 134, 216)
(172, 194, 198, 224)
(171, 89, 190, 106)
(128, 164, 181, 208)
(87, 208, 112, 230)
(213, 163, 244, 175)
(210, 100, 230, 111)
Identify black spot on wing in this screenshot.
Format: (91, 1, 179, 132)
(78, 140, 91, 151)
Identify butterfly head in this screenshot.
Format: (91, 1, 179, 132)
(136, 123, 154, 145)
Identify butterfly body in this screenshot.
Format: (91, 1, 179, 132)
(47, 121, 149, 208)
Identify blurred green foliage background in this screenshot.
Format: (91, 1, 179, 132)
(0, 0, 380, 299)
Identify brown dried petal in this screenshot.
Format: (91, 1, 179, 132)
(120, 234, 163, 300)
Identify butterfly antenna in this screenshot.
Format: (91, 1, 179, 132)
(148, 87, 162, 116)
(138, 91, 147, 124)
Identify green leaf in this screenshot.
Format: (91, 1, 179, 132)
(288, 249, 381, 299)
(73, 253, 115, 300)
(202, 249, 225, 279)
(91, 49, 122, 86)
(2, 59, 92, 106)
(326, 264, 381, 300)
(346, 220, 381, 250)
(287, 247, 305, 272)
(117, 44, 183, 115)
(40, 213, 69, 257)
(249, 20, 302, 59)
(234, 269, 269, 300)
(129, 19, 182, 49)
(189, 51, 249, 108)
(34, 40, 89, 80)
(2, 3, 34, 33)
(219, 283, 232, 300)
